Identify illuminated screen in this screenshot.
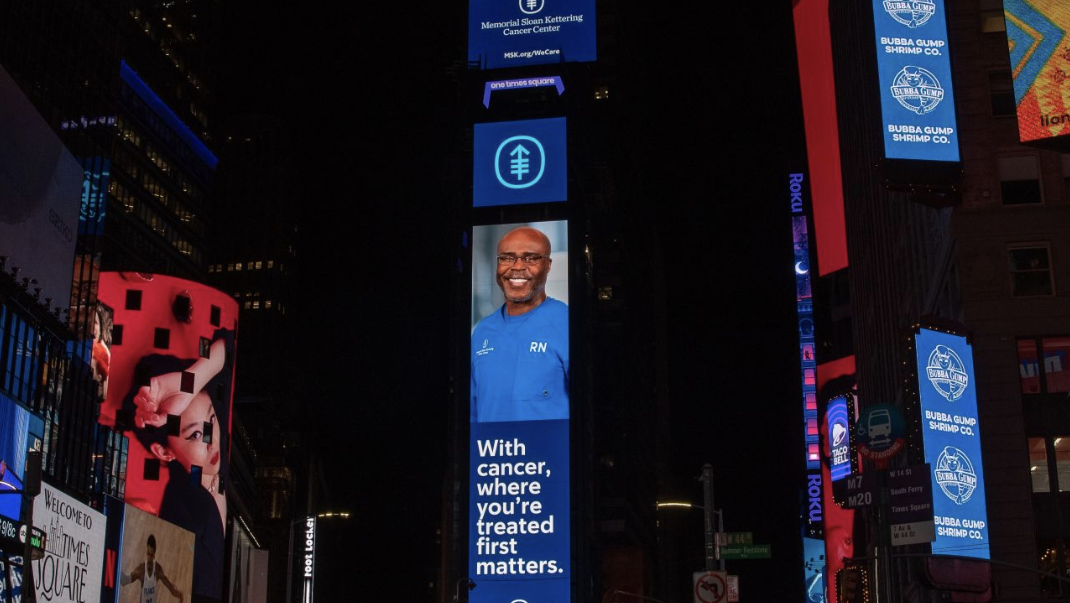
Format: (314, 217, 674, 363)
(473, 118, 567, 208)
(0, 64, 83, 310)
(1005, 0, 1070, 143)
(872, 0, 961, 161)
(914, 327, 990, 559)
(0, 393, 44, 522)
(99, 273, 239, 601)
(826, 396, 851, 481)
(114, 504, 195, 603)
(468, 0, 595, 69)
(79, 157, 110, 237)
(33, 482, 106, 603)
(470, 221, 570, 603)
(802, 535, 826, 603)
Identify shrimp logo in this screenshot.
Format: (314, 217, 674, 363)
(926, 343, 968, 401)
(890, 66, 945, 115)
(883, 0, 936, 28)
(934, 446, 977, 505)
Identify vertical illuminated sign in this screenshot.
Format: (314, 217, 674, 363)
(469, 221, 570, 603)
(914, 327, 989, 559)
(1004, 0, 1070, 143)
(302, 516, 315, 603)
(872, 0, 960, 161)
(826, 396, 852, 481)
(790, 173, 826, 603)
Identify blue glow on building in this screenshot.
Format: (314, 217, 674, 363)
(119, 61, 218, 170)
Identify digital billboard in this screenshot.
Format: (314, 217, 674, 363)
(0, 393, 45, 522)
(470, 221, 570, 603)
(872, 0, 961, 162)
(1005, 0, 1070, 143)
(914, 327, 989, 559)
(0, 64, 83, 312)
(468, 0, 595, 69)
(98, 272, 239, 601)
(115, 504, 194, 603)
(826, 396, 852, 481)
(33, 481, 106, 603)
(473, 118, 567, 208)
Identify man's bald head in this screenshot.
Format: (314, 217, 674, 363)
(496, 226, 552, 316)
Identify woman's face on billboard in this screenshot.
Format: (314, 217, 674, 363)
(155, 390, 220, 477)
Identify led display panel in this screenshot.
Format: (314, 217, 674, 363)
(98, 273, 239, 601)
(33, 481, 106, 603)
(826, 396, 852, 481)
(470, 221, 570, 603)
(0, 64, 83, 311)
(469, 0, 595, 69)
(1005, 0, 1070, 143)
(872, 0, 960, 161)
(473, 118, 567, 208)
(115, 504, 195, 603)
(0, 393, 44, 522)
(914, 327, 989, 559)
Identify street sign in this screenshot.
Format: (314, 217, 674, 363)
(727, 575, 740, 603)
(719, 544, 772, 559)
(716, 532, 753, 546)
(693, 571, 728, 603)
(834, 472, 878, 509)
(888, 463, 936, 546)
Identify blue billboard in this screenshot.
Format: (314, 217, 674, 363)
(0, 392, 44, 522)
(470, 221, 570, 603)
(872, 0, 960, 162)
(474, 118, 567, 208)
(915, 327, 989, 559)
(468, 0, 595, 70)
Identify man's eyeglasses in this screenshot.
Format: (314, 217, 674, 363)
(497, 254, 549, 266)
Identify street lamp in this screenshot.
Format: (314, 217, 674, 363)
(453, 577, 475, 603)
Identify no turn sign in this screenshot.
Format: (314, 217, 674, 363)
(693, 571, 728, 603)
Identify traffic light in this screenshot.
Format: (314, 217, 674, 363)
(837, 566, 868, 603)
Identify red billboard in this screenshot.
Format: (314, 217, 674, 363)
(99, 272, 238, 602)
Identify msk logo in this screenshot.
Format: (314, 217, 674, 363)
(890, 66, 945, 115)
(477, 339, 495, 357)
(518, 0, 543, 15)
(883, 0, 936, 29)
(926, 344, 968, 401)
(934, 446, 977, 505)
(495, 135, 546, 189)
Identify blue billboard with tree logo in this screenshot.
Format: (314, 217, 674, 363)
(474, 118, 567, 208)
(915, 327, 989, 559)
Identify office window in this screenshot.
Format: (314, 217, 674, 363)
(999, 156, 1042, 205)
(1057, 438, 1070, 491)
(989, 71, 1015, 116)
(1032, 437, 1051, 492)
(1020, 336, 1070, 395)
(980, 10, 1006, 33)
(1009, 245, 1054, 296)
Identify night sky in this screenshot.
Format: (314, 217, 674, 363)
(220, 1, 807, 600)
